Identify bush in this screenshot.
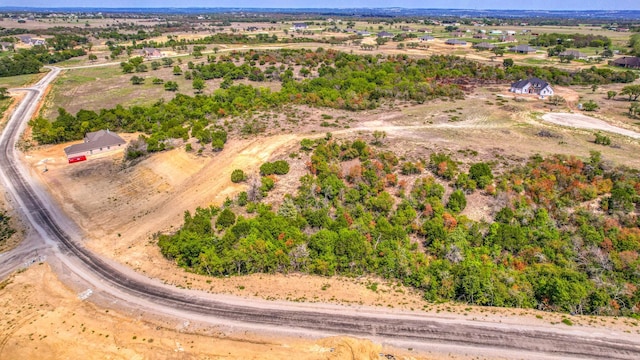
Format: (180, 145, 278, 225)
(594, 132, 611, 146)
(260, 176, 275, 195)
(469, 162, 493, 189)
(260, 160, 289, 175)
(216, 208, 236, 229)
(237, 191, 248, 206)
(446, 190, 467, 213)
(272, 160, 290, 175)
(582, 100, 599, 112)
(231, 169, 246, 183)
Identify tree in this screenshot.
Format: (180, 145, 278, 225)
(591, 84, 598, 93)
(0, 87, 8, 100)
(469, 162, 493, 189)
(607, 91, 617, 100)
(594, 132, 611, 146)
(130, 75, 145, 85)
(372, 130, 386, 145)
(547, 95, 566, 106)
(629, 102, 640, 118)
(193, 77, 205, 93)
(503, 58, 514, 68)
(150, 60, 161, 70)
(88, 54, 97, 62)
(492, 47, 505, 57)
(161, 57, 174, 67)
(446, 190, 467, 213)
(173, 65, 182, 75)
(620, 85, 640, 101)
(164, 81, 179, 91)
(231, 169, 246, 183)
(582, 100, 599, 111)
(216, 208, 236, 229)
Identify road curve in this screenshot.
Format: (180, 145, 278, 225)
(1, 67, 640, 359)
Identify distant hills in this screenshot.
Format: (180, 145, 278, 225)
(1, 7, 640, 19)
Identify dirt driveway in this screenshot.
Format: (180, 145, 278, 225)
(541, 112, 640, 139)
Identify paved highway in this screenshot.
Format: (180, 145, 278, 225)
(1, 67, 640, 359)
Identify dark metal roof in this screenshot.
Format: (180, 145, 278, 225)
(445, 39, 467, 45)
(613, 56, 640, 68)
(473, 42, 495, 49)
(510, 77, 550, 90)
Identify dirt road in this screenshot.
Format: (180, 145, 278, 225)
(541, 112, 640, 139)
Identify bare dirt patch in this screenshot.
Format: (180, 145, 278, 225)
(1, 264, 418, 360)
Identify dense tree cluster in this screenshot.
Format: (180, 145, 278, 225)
(159, 140, 640, 317)
(0, 47, 86, 77)
(529, 33, 612, 48)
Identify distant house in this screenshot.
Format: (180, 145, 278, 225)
(509, 45, 537, 54)
(357, 30, 371, 36)
(473, 33, 489, 39)
(445, 39, 467, 46)
(558, 50, 587, 60)
(18, 35, 32, 44)
(0, 42, 13, 51)
(377, 31, 394, 38)
(17, 35, 45, 46)
(489, 30, 503, 35)
(419, 35, 435, 42)
(501, 35, 517, 43)
(292, 22, 308, 30)
(612, 56, 640, 69)
(510, 77, 554, 97)
(142, 47, 162, 58)
(451, 31, 464, 38)
(473, 42, 495, 50)
(64, 130, 126, 162)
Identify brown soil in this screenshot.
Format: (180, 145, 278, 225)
(2, 264, 421, 360)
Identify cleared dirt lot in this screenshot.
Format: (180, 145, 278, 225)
(2, 264, 411, 360)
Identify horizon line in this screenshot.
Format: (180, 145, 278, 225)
(1, 6, 638, 11)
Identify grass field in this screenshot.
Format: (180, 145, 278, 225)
(0, 72, 45, 89)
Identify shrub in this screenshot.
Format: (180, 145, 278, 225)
(469, 162, 493, 189)
(582, 100, 599, 111)
(272, 160, 290, 175)
(446, 190, 467, 213)
(260, 160, 289, 175)
(260, 176, 275, 195)
(594, 132, 611, 146)
(216, 208, 236, 229)
(231, 169, 246, 183)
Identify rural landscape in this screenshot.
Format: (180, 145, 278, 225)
(1, 5, 640, 359)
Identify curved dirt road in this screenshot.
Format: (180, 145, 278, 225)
(1, 66, 640, 359)
(541, 112, 640, 139)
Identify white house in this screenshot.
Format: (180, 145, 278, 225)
(510, 77, 554, 98)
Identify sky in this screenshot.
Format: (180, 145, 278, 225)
(3, 1, 640, 11)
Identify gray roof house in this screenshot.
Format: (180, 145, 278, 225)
(558, 50, 587, 59)
(445, 39, 467, 45)
(292, 22, 308, 30)
(612, 56, 640, 69)
(510, 77, 554, 97)
(142, 47, 162, 58)
(377, 31, 394, 38)
(64, 130, 126, 159)
(0, 42, 13, 51)
(509, 45, 537, 54)
(473, 42, 495, 50)
(419, 35, 435, 41)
